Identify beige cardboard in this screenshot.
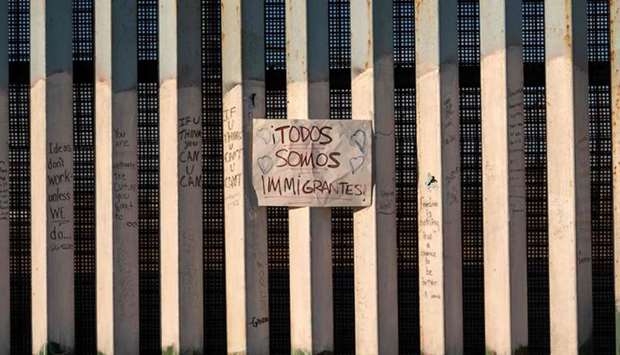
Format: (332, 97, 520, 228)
(252, 119, 372, 207)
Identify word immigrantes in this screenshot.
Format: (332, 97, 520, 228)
(253, 118, 372, 207)
(260, 175, 367, 197)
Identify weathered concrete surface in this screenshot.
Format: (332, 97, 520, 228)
(94, 0, 114, 353)
(415, 0, 463, 353)
(112, 0, 140, 353)
(285, 1, 333, 352)
(159, 0, 181, 353)
(544, 1, 592, 354)
(31, 0, 75, 352)
(221, 0, 270, 353)
(46, 69, 75, 353)
(30, 14, 48, 353)
(479, 0, 528, 353)
(350, 0, 398, 354)
(177, 0, 204, 353)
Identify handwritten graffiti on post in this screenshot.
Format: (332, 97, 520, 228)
(252, 119, 372, 207)
(0, 160, 8, 222)
(47, 142, 74, 252)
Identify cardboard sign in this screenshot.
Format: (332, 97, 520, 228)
(252, 119, 372, 207)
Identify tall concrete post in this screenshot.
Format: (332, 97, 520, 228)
(94, 0, 113, 353)
(285, 0, 334, 353)
(0, 0, 9, 352)
(30, 0, 47, 352)
(112, 0, 140, 353)
(611, 2, 620, 355)
(221, 0, 270, 353)
(479, 0, 528, 353)
(159, 1, 181, 353)
(350, 0, 399, 354)
(415, 0, 463, 353)
(31, 0, 75, 352)
(176, 0, 204, 353)
(544, 1, 592, 353)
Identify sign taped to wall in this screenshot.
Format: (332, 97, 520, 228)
(252, 119, 372, 207)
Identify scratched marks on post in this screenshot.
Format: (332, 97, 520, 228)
(223, 102, 244, 210)
(507, 88, 526, 212)
(113, 128, 138, 230)
(419, 192, 442, 301)
(47, 141, 74, 252)
(178, 115, 202, 190)
(0, 160, 8, 222)
(417, 96, 463, 302)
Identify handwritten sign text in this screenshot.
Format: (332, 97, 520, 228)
(252, 119, 372, 207)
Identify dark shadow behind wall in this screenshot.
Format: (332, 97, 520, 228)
(264, 0, 292, 354)
(202, 0, 228, 354)
(8, 0, 32, 353)
(393, 0, 421, 353)
(72, 0, 97, 352)
(587, 0, 614, 352)
(457, 1, 485, 353)
(523, 0, 551, 353)
(328, 1, 355, 353)
(136, 0, 161, 352)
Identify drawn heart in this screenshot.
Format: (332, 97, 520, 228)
(256, 127, 272, 145)
(258, 155, 274, 174)
(350, 129, 367, 153)
(349, 156, 365, 175)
